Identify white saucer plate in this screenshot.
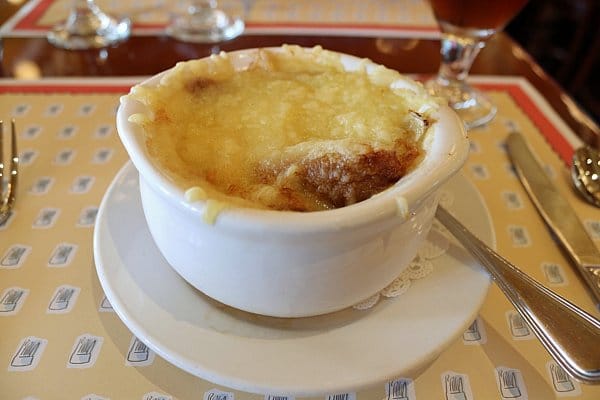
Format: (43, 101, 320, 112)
(94, 162, 494, 397)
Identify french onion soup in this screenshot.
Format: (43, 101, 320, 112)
(125, 46, 441, 214)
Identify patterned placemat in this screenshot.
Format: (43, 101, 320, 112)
(0, 76, 599, 400)
(0, 0, 439, 39)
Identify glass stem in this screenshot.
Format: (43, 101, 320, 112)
(436, 34, 485, 85)
(71, 0, 100, 17)
(189, 0, 218, 14)
(66, 0, 106, 33)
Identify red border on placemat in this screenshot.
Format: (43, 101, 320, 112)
(478, 82, 573, 165)
(0, 84, 130, 94)
(0, 80, 572, 164)
(245, 21, 438, 34)
(14, 0, 53, 31)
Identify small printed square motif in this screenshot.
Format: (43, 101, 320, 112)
(508, 225, 531, 247)
(470, 164, 489, 180)
(19, 149, 39, 165)
(29, 177, 54, 195)
(70, 176, 95, 194)
(77, 206, 98, 227)
(92, 148, 113, 164)
(67, 334, 103, 368)
(47, 285, 80, 314)
(0, 287, 29, 315)
(33, 208, 60, 229)
(1, 245, 31, 269)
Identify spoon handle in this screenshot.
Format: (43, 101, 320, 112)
(436, 206, 600, 384)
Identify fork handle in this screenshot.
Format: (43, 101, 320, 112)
(436, 206, 600, 384)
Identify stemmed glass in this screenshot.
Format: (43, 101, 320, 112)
(167, 0, 245, 43)
(425, 0, 528, 129)
(47, 0, 131, 50)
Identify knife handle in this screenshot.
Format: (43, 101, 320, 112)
(437, 206, 600, 384)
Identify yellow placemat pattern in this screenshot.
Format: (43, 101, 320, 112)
(0, 78, 599, 400)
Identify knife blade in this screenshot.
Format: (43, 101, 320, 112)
(506, 131, 600, 309)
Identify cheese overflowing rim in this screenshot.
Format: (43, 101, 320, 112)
(123, 45, 443, 221)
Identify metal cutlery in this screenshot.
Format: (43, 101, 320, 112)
(572, 145, 600, 208)
(0, 119, 18, 225)
(436, 205, 600, 384)
(506, 131, 600, 308)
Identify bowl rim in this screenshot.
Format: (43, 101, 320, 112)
(117, 46, 469, 234)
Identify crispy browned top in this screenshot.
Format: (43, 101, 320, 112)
(252, 139, 421, 211)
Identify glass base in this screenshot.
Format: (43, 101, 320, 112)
(48, 12, 131, 50)
(425, 78, 496, 130)
(167, 8, 244, 43)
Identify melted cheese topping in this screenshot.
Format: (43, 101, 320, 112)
(125, 46, 440, 216)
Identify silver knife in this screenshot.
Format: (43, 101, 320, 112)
(506, 131, 600, 309)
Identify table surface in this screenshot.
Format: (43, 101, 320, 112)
(0, 0, 598, 147)
(1, 1, 599, 400)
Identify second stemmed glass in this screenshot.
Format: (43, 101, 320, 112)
(425, 0, 528, 129)
(167, 0, 245, 43)
(47, 0, 131, 50)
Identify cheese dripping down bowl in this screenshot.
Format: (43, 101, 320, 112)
(116, 45, 469, 318)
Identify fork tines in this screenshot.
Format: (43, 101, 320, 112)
(0, 119, 19, 225)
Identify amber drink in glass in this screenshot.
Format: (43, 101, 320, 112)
(425, 0, 528, 129)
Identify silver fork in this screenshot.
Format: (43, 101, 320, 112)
(0, 119, 18, 225)
(436, 206, 600, 383)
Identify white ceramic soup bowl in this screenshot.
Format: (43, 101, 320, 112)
(116, 47, 469, 318)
